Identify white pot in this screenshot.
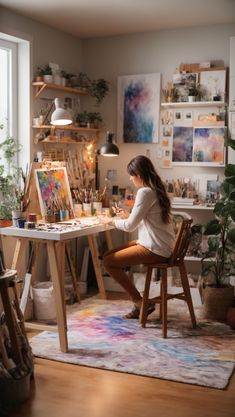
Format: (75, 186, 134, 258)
(188, 96, 196, 102)
(43, 75, 53, 83)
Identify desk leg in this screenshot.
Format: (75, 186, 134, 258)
(11, 238, 26, 271)
(65, 243, 81, 303)
(104, 229, 113, 250)
(88, 234, 107, 299)
(47, 241, 68, 353)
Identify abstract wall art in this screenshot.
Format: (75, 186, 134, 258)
(117, 73, 161, 143)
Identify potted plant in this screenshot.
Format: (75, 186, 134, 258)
(35, 66, 45, 82)
(89, 78, 110, 105)
(87, 112, 103, 128)
(188, 85, 199, 102)
(0, 127, 27, 225)
(201, 137, 235, 320)
(43, 64, 53, 84)
(75, 111, 89, 127)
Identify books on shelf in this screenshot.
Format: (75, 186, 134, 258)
(172, 197, 194, 206)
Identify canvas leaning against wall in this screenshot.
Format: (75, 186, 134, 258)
(117, 73, 161, 144)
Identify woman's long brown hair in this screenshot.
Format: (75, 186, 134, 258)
(127, 155, 171, 224)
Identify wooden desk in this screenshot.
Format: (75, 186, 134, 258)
(0, 220, 113, 353)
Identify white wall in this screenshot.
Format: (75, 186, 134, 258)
(83, 24, 235, 188)
(0, 6, 83, 162)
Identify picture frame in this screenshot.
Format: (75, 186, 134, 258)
(200, 69, 226, 101)
(174, 110, 183, 125)
(35, 167, 74, 218)
(117, 73, 161, 143)
(172, 127, 226, 166)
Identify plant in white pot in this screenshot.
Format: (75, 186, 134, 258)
(201, 137, 235, 320)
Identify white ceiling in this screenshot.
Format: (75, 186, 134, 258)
(1, 0, 235, 39)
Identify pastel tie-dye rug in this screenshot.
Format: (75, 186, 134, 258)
(30, 298, 235, 389)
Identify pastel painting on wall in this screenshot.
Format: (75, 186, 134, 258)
(193, 127, 225, 165)
(172, 127, 225, 166)
(117, 73, 161, 143)
(35, 167, 74, 218)
(172, 127, 193, 164)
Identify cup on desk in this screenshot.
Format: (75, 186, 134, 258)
(83, 203, 91, 216)
(17, 218, 26, 228)
(92, 201, 102, 215)
(74, 203, 82, 218)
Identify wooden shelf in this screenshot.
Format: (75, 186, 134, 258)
(172, 204, 215, 210)
(42, 136, 94, 144)
(32, 124, 100, 133)
(161, 101, 226, 108)
(32, 82, 89, 98)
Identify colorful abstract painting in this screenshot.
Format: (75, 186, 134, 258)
(35, 167, 74, 217)
(172, 126, 193, 163)
(193, 127, 225, 165)
(30, 299, 235, 389)
(117, 73, 161, 143)
(172, 127, 225, 166)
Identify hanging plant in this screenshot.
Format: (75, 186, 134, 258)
(89, 78, 110, 105)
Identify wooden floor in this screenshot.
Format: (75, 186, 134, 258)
(10, 358, 235, 417)
(9, 292, 235, 417)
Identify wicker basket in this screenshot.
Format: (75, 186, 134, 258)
(202, 286, 234, 321)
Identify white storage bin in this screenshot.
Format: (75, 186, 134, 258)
(32, 281, 56, 321)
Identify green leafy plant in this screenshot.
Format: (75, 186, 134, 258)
(0, 126, 27, 219)
(35, 66, 45, 77)
(201, 137, 235, 287)
(87, 112, 102, 127)
(89, 78, 109, 105)
(44, 64, 52, 75)
(75, 111, 89, 127)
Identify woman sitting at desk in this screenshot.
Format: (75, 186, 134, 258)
(103, 155, 175, 319)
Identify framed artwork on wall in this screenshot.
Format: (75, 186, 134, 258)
(199, 69, 226, 101)
(172, 127, 226, 166)
(193, 127, 225, 165)
(35, 167, 74, 218)
(117, 73, 161, 143)
(172, 126, 194, 164)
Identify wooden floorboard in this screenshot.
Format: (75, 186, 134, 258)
(10, 358, 235, 417)
(9, 292, 235, 417)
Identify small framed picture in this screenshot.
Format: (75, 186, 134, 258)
(162, 126, 172, 137)
(174, 110, 183, 123)
(184, 110, 192, 121)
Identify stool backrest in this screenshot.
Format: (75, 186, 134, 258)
(169, 219, 193, 266)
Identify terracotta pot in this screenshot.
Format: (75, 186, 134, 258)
(202, 286, 234, 321)
(0, 219, 12, 228)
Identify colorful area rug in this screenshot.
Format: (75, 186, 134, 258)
(30, 298, 235, 389)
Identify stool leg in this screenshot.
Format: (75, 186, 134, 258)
(179, 262, 197, 328)
(139, 267, 152, 327)
(161, 270, 168, 338)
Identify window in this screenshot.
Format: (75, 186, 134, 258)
(0, 33, 30, 173)
(0, 38, 17, 169)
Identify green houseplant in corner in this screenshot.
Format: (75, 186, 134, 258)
(0, 125, 27, 225)
(201, 137, 235, 320)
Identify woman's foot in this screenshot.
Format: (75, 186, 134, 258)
(123, 303, 155, 319)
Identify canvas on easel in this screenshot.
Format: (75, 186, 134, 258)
(34, 167, 74, 219)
